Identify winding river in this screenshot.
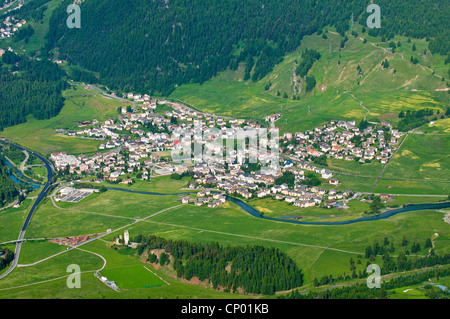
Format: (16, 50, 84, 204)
(106, 187, 450, 226)
(2, 156, 42, 190)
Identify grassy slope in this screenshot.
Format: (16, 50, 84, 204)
(0, 199, 31, 243)
(170, 26, 448, 133)
(0, 0, 60, 56)
(0, 86, 131, 156)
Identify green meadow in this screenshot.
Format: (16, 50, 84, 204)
(0, 199, 32, 243)
(96, 175, 192, 194)
(0, 247, 103, 289)
(0, 238, 251, 299)
(100, 265, 167, 289)
(170, 28, 448, 134)
(17, 241, 68, 265)
(55, 189, 182, 219)
(382, 133, 450, 183)
(0, 86, 131, 156)
(0, 183, 448, 298)
(0, 0, 61, 57)
(25, 197, 131, 239)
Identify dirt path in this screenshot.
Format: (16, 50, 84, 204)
(19, 150, 28, 172)
(342, 91, 370, 121)
(358, 36, 447, 83)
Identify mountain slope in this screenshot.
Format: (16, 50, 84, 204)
(170, 28, 449, 132)
(44, 0, 449, 95)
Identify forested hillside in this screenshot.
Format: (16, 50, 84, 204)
(45, 0, 449, 95)
(0, 154, 19, 207)
(134, 234, 304, 295)
(0, 52, 67, 131)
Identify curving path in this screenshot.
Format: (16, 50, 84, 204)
(0, 140, 54, 280)
(342, 91, 370, 121)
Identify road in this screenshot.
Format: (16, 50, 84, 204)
(19, 150, 28, 172)
(0, 140, 54, 280)
(69, 81, 137, 111)
(14, 203, 187, 269)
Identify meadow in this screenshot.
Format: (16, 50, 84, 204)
(100, 198, 450, 284)
(0, 0, 61, 57)
(100, 265, 167, 289)
(25, 197, 132, 239)
(382, 132, 450, 182)
(0, 237, 251, 299)
(170, 28, 448, 134)
(0, 199, 32, 243)
(0, 182, 448, 298)
(55, 189, 182, 219)
(0, 86, 131, 156)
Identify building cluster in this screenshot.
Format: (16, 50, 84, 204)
(113, 230, 139, 248)
(50, 152, 82, 172)
(189, 160, 354, 209)
(51, 100, 270, 181)
(98, 274, 119, 291)
(0, 16, 26, 39)
(281, 120, 403, 164)
(180, 190, 227, 208)
(49, 94, 406, 210)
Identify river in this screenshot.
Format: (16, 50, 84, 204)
(105, 187, 450, 226)
(2, 155, 42, 190)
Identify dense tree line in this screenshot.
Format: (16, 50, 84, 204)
(279, 267, 450, 299)
(282, 282, 389, 299)
(304, 75, 317, 92)
(358, 0, 449, 56)
(1, 50, 20, 65)
(1, 146, 26, 165)
(311, 236, 449, 289)
(133, 234, 304, 295)
(295, 49, 321, 78)
(45, 0, 368, 95)
(70, 69, 99, 84)
(429, 35, 449, 56)
(380, 250, 450, 274)
(43, 0, 448, 95)
(0, 155, 19, 207)
(274, 171, 295, 188)
(396, 108, 435, 131)
(1, 0, 50, 22)
(312, 155, 327, 166)
(364, 196, 384, 215)
(251, 45, 284, 82)
(0, 53, 67, 131)
(0, 247, 15, 271)
(364, 236, 450, 272)
(304, 171, 321, 187)
(14, 25, 34, 43)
